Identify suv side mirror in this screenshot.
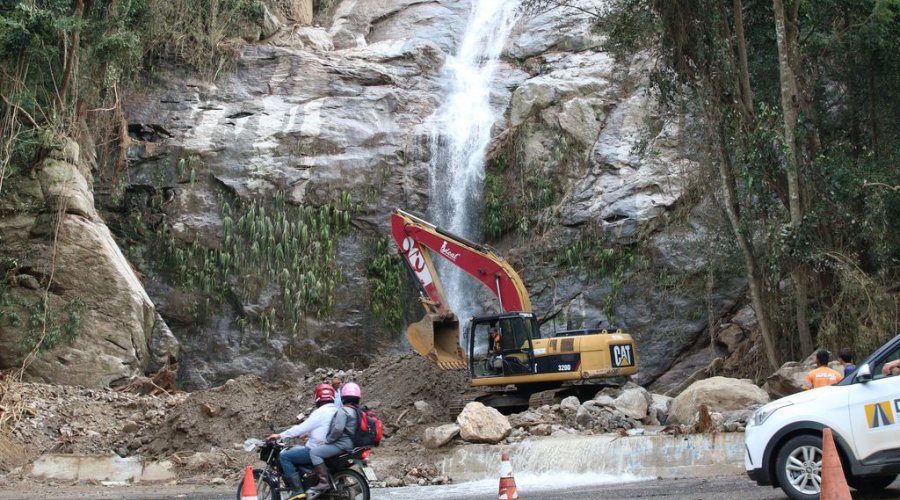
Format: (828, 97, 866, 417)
(857, 363, 872, 383)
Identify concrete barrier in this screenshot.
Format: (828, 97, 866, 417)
(30, 455, 176, 483)
(439, 432, 746, 482)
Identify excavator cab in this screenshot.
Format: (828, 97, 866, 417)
(470, 313, 537, 379)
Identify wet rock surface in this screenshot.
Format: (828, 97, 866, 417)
(106, 0, 746, 388)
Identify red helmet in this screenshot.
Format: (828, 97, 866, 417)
(314, 383, 335, 404)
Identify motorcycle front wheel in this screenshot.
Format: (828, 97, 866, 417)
(236, 468, 281, 500)
(323, 468, 370, 500)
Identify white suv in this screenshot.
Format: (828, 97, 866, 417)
(745, 334, 900, 500)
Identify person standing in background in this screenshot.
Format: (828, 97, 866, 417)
(331, 376, 343, 408)
(838, 348, 856, 377)
(803, 350, 843, 389)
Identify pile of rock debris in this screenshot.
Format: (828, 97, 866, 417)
(0, 350, 769, 488)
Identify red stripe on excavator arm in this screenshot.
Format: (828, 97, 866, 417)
(391, 212, 449, 314)
(390, 210, 532, 313)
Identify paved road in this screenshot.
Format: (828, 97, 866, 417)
(2, 475, 899, 500)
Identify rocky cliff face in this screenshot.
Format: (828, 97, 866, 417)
(1, 0, 748, 389)
(0, 139, 178, 386)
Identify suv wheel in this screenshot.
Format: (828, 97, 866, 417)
(847, 474, 897, 493)
(775, 434, 823, 500)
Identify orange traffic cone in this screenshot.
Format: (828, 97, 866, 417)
(820, 428, 851, 500)
(240, 465, 259, 500)
(498, 452, 520, 499)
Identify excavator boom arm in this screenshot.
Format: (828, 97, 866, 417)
(391, 209, 532, 313)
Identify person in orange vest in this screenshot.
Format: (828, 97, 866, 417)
(803, 350, 843, 389)
(486, 327, 503, 374)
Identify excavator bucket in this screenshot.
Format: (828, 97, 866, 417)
(406, 313, 467, 370)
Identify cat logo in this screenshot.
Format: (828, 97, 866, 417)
(610, 344, 634, 367)
(864, 400, 898, 429)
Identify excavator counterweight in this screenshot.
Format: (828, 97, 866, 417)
(406, 312, 466, 370)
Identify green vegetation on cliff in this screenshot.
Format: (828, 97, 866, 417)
(589, 0, 900, 366)
(122, 187, 355, 338)
(0, 0, 361, 370)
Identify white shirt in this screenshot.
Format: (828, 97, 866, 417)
(279, 403, 337, 449)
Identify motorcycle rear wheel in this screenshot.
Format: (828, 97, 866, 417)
(322, 468, 370, 500)
(236, 468, 280, 500)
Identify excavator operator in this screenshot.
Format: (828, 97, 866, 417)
(486, 327, 503, 374)
(489, 327, 502, 353)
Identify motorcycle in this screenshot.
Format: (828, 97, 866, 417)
(238, 438, 375, 500)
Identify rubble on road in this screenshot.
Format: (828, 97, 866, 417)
(1, 352, 762, 488)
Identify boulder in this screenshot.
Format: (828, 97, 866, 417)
(613, 385, 651, 420)
(259, 3, 282, 39)
(147, 312, 180, 373)
(510, 79, 559, 126)
(649, 393, 673, 424)
(456, 402, 512, 444)
(292, 27, 334, 51)
(0, 140, 158, 386)
(574, 405, 594, 429)
(422, 423, 459, 449)
(37, 157, 96, 219)
(716, 324, 745, 352)
(559, 395, 581, 414)
(668, 377, 769, 425)
(732, 305, 757, 328)
(413, 400, 434, 423)
(530, 423, 552, 436)
(557, 97, 603, 146)
(592, 394, 616, 406)
(764, 361, 808, 399)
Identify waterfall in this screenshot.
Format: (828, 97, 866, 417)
(427, 0, 520, 324)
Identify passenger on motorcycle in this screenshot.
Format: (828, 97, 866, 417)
(268, 383, 342, 499)
(308, 382, 361, 476)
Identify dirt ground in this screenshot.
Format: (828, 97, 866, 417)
(0, 353, 473, 485)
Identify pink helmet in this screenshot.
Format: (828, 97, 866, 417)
(340, 382, 361, 398)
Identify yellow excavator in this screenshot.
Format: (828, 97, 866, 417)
(390, 209, 639, 411)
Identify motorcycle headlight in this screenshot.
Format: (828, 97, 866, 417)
(749, 400, 793, 427)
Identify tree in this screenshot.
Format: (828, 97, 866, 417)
(771, 0, 813, 356)
(597, 0, 900, 366)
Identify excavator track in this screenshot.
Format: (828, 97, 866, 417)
(527, 388, 572, 408)
(448, 398, 472, 419)
(449, 391, 533, 418)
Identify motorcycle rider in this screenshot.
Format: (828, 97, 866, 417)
(268, 383, 339, 499)
(307, 382, 361, 491)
